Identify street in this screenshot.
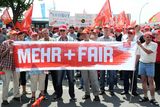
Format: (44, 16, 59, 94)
(0, 76, 160, 107)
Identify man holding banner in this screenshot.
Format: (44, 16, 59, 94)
(98, 25, 117, 96)
(29, 32, 47, 103)
(53, 25, 77, 102)
(0, 30, 20, 105)
(80, 29, 100, 101)
(39, 28, 57, 98)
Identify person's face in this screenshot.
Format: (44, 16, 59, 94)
(59, 29, 67, 37)
(127, 33, 134, 40)
(9, 34, 17, 40)
(17, 34, 25, 41)
(69, 28, 74, 33)
(81, 33, 89, 40)
(103, 28, 110, 36)
(144, 34, 152, 44)
(90, 34, 97, 41)
(31, 34, 39, 41)
(42, 30, 49, 38)
(135, 26, 140, 32)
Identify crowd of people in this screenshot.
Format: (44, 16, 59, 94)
(0, 24, 160, 106)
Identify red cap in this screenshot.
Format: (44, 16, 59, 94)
(59, 25, 67, 30)
(9, 30, 18, 35)
(81, 28, 90, 34)
(31, 32, 38, 36)
(144, 26, 150, 31)
(154, 30, 160, 35)
(115, 28, 122, 33)
(144, 31, 152, 37)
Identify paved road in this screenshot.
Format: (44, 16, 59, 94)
(0, 77, 160, 107)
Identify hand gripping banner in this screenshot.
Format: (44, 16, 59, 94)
(13, 41, 137, 72)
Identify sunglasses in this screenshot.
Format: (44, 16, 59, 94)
(60, 30, 66, 32)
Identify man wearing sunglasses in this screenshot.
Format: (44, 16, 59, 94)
(53, 25, 76, 102)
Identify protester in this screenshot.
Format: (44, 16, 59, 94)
(121, 30, 139, 96)
(0, 30, 20, 105)
(68, 26, 77, 40)
(53, 25, 76, 102)
(97, 25, 117, 96)
(39, 28, 57, 98)
(29, 32, 47, 103)
(17, 31, 30, 95)
(136, 32, 159, 106)
(80, 29, 100, 101)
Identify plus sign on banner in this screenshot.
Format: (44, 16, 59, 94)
(13, 41, 137, 72)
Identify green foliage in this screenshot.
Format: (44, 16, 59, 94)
(0, 0, 34, 24)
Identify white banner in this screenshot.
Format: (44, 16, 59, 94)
(14, 42, 137, 71)
(49, 10, 70, 26)
(75, 13, 96, 27)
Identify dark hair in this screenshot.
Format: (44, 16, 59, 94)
(17, 32, 24, 35)
(69, 26, 74, 30)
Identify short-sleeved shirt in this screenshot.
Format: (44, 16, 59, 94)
(136, 41, 158, 63)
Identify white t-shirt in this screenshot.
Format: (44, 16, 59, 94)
(136, 41, 158, 63)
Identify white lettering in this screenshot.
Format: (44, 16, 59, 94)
(18, 49, 31, 63)
(104, 47, 113, 62)
(32, 48, 40, 63)
(41, 48, 51, 62)
(78, 47, 87, 62)
(88, 47, 98, 62)
(99, 47, 103, 62)
(52, 47, 61, 62)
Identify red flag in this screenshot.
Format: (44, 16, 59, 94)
(15, 21, 23, 31)
(117, 11, 127, 27)
(130, 20, 136, 27)
(21, 5, 33, 30)
(125, 14, 130, 27)
(1, 8, 12, 24)
(149, 12, 160, 23)
(94, 0, 112, 26)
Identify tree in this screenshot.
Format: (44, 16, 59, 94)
(0, 0, 34, 24)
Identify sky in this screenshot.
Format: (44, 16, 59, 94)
(1, 0, 160, 24)
(32, 0, 160, 24)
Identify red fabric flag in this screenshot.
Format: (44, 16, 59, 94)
(130, 20, 136, 27)
(21, 5, 33, 30)
(149, 12, 160, 23)
(15, 21, 23, 31)
(125, 14, 130, 27)
(117, 11, 126, 27)
(94, 0, 112, 26)
(1, 8, 12, 24)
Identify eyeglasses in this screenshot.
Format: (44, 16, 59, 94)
(60, 30, 66, 32)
